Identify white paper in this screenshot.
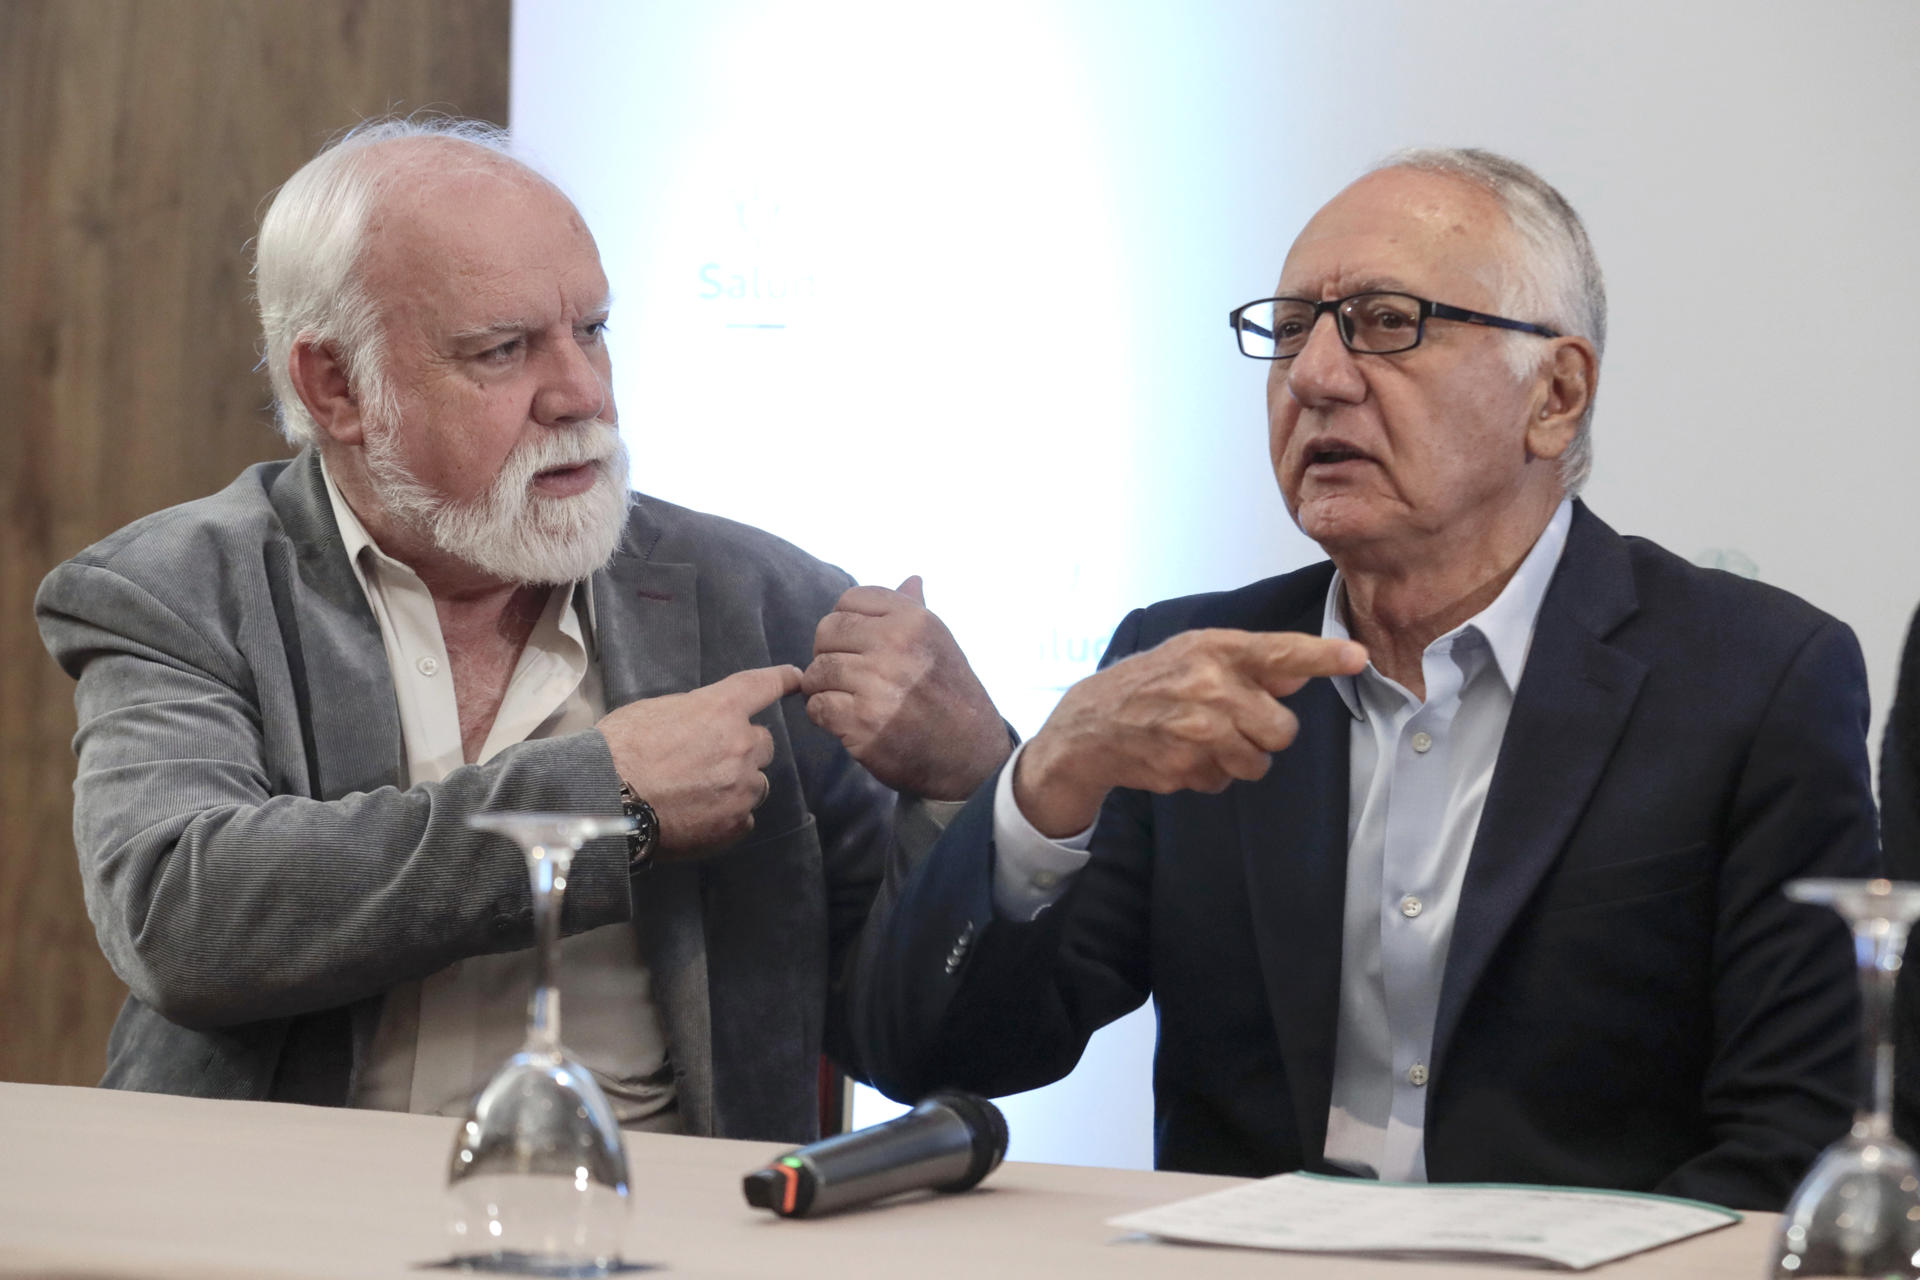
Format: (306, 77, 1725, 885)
(1108, 1173, 1741, 1270)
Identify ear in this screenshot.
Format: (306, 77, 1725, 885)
(1524, 337, 1598, 461)
(287, 338, 367, 447)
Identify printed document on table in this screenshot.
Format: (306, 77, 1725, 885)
(1108, 1173, 1742, 1270)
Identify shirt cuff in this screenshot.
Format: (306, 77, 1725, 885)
(990, 740, 1094, 922)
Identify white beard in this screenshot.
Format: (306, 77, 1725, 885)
(363, 418, 632, 586)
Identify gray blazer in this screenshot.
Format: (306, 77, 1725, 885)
(36, 449, 902, 1142)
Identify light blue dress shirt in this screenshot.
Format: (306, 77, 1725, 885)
(991, 499, 1574, 1183)
(1320, 498, 1571, 1181)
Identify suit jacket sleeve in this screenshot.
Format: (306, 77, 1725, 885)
(1649, 614, 1878, 1207)
(1884, 605, 1920, 878)
(848, 607, 1157, 1102)
(1884, 607, 1920, 1142)
(36, 557, 637, 1032)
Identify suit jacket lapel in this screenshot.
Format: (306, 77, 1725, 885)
(591, 499, 720, 1134)
(1432, 504, 1647, 1076)
(262, 452, 406, 1099)
(1234, 576, 1350, 1164)
(593, 502, 701, 706)
(267, 451, 405, 801)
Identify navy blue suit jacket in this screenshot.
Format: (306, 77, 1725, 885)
(851, 503, 1877, 1210)
(1885, 606, 1920, 1143)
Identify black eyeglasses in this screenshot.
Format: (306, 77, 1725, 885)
(1229, 292, 1560, 360)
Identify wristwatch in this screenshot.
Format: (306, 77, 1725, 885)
(618, 782, 660, 871)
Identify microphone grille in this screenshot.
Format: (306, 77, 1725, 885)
(926, 1090, 1008, 1191)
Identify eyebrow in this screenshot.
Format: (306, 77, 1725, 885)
(447, 297, 615, 347)
(449, 321, 531, 347)
(1276, 277, 1418, 300)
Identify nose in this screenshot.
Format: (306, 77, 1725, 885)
(533, 332, 613, 427)
(1285, 311, 1366, 409)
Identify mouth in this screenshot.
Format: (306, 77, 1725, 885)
(530, 459, 604, 496)
(1301, 440, 1375, 470)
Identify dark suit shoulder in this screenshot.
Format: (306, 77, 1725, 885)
(1610, 526, 1850, 663)
(1128, 561, 1337, 650)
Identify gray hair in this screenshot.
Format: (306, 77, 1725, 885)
(1372, 147, 1607, 494)
(253, 116, 521, 447)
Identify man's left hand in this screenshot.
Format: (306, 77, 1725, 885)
(803, 576, 1011, 800)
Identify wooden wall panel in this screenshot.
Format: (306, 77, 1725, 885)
(0, 0, 510, 1085)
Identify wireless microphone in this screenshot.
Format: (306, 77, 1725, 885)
(742, 1090, 1008, 1218)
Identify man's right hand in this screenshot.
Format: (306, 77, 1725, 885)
(596, 664, 803, 857)
(1013, 629, 1368, 838)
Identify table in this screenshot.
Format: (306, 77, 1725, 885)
(0, 1082, 1775, 1278)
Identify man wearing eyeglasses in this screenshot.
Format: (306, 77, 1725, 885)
(843, 148, 1876, 1209)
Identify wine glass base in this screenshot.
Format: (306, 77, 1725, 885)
(1769, 1135, 1920, 1278)
(442, 1250, 652, 1276)
(446, 1054, 633, 1273)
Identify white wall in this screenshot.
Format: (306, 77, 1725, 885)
(513, 0, 1920, 1169)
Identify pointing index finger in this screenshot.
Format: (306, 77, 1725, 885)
(716, 663, 805, 713)
(1234, 632, 1368, 695)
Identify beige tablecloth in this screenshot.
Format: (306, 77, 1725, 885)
(0, 1083, 1775, 1278)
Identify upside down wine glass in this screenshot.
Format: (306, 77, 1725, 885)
(446, 812, 637, 1277)
(1770, 878, 1920, 1279)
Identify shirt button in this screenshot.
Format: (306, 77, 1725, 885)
(416, 656, 440, 676)
(1407, 1064, 1429, 1087)
(1400, 895, 1423, 919)
(1410, 731, 1433, 754)
(1032, 870, 1061, 891)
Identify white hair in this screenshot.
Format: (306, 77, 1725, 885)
(253, 115, 522, 447)
(1372, 147, 1607, 494)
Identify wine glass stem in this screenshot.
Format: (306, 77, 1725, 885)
(527, 840, 568, 1056)
(1855, 924, 1902, 1140)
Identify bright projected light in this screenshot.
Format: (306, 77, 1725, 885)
(612, 7, 1143, 735)
(512, 4, 1317, 761)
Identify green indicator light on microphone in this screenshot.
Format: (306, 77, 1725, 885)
(780, 1157, 804, 1169)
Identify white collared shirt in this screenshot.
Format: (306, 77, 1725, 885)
(990, 499, 1573, 1182)
(319, 459, 680, 1130)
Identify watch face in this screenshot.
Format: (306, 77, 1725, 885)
(620, 784, 657, 867)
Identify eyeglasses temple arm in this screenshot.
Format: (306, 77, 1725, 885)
(1427, 300, 1560, 339)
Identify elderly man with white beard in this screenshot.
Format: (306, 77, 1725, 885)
(33, 118, 1011, 1140)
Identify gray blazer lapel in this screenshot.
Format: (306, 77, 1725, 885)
(266, 452, 406, 1097)
(592, 499, 717, 1134)
(1432, 505, 1647, 1075)
(267, 452, 405, 801)
(593, 503, 701, 706)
